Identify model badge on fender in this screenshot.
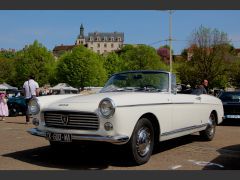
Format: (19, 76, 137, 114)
(59, 104, 69, 106)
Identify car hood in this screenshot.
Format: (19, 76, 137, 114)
(42, 92, 170, 112)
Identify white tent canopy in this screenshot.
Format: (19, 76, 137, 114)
(49, 83, 78, 94)
(0, 83, 18, 90)
(50, 83, 78, 91)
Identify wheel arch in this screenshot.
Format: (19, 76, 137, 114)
(211, 110, 218, 124)
(139, 113, 161, 144)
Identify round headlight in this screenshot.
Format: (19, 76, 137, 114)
(99, 98, 115, 118)
(28, 98, 40, 115)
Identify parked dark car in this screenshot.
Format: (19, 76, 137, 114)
(7, 95, 27, 117)
(218, 91, 240, 120)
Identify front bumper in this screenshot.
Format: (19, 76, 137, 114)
(27, 128, 129, 145)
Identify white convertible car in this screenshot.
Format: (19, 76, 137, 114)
(28, 70, 224, 165)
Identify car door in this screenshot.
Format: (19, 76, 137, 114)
(170, 93, 202, 132)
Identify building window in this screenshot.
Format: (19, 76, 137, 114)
(104, 43, 107, 48)
(118, 37, 121, 41)
(111, 37, 114, 41)
(104, 37, 107, 41)
(97, 37, 101, 41)
(89, 37, 93, 41)
(111, 43, 114, 48)
(97, 43, 100, 48)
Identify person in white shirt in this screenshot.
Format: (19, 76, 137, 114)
(23, 75, 39, 124)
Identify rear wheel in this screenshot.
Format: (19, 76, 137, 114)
(127, 118, 154, 165)
(200, 112, 217, 141)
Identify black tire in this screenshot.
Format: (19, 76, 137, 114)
(8, 105, 18, 117)
(127, 118, 154, 165)
(200, 112, 217, 141)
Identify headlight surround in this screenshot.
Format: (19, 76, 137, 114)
(28, 98, 40, 115)
(98, 98, 115, 118)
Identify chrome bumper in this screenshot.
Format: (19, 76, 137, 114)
(27, 128, 129, 145)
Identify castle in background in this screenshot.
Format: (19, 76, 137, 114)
(53, 24, 124, 57)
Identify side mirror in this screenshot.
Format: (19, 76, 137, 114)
(173, 88, 178, 95)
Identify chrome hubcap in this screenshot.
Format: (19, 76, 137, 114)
(208, 114, 215, 135)
(136, 127, 151, 157)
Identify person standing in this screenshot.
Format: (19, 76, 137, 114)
(23, 75, 39, 124)
(191, 79, 209, 95)
(200, 79, 209, 94)
(0, 92, 9, 121)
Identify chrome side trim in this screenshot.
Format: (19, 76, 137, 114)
(27, 128, 129, 145)
(117, 102, 194, 108)
(161, 123, 208, 136)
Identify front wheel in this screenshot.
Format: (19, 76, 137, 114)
(127, 118, 154, 165)
(200, 112, 217, 141)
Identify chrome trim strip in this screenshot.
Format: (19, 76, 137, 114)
(161, 123, 208, 136)
(117, 102, 194, 108)
(27, 128, 129, 145)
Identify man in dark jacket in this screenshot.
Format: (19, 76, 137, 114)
(192, 79, 209, 95)
(200, 79, 209, 94)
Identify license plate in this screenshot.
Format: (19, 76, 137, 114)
(225, 115, 240, 119)
(46, 132, 72, 142)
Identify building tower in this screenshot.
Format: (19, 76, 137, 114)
(76, 24, 85, 45)
(80, 24, 84, 38)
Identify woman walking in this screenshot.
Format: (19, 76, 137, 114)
(0, 92, 9, 121)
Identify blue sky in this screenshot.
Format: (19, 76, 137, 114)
(0, 10, 240, 55)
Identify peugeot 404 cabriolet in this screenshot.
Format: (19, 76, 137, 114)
(27, 70, 223, 165)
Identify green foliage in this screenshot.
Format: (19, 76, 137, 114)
(104, 52, 122, 78)
(228, 58, 240, 88)
(0, 58, 16, 84)
(119, 44, 168, 71)
(56, 46, 107, 89)
(14, 40, 56, 87)
(0, 50, 16, 59)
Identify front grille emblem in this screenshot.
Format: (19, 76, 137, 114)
(61, 114, 69, 125)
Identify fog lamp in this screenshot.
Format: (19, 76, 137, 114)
(104, 122, 113, 131)
(32, 118, 39, 126)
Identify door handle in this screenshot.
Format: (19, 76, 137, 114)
(196, 96, 201, 100)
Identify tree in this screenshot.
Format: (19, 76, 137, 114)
(104, 52, 122, 78)
(0, 50, 16, 59)
(119, 44, 168, 71)
(228, 58, 240, 88)
(14, 40, 56, 87)
(0, 58, 16, 84)
(178, 26, 231, 88)
(56, 46, 107, 90)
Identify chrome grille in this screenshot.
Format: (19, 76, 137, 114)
(44, 111, 99, 130)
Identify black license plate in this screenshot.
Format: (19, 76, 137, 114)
(46, 132, 72, 142)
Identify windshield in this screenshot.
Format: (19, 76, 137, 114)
(219, 92, 240, 102)
(100, 71, 169, 93)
